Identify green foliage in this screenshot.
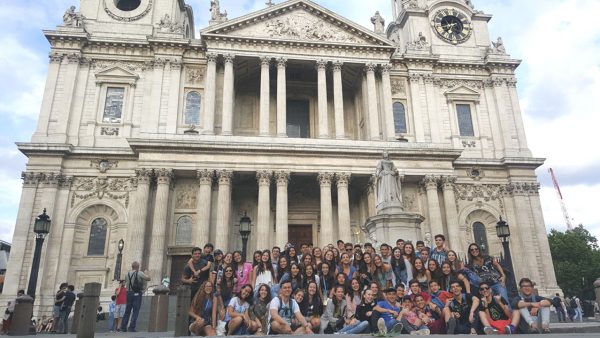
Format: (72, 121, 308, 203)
(548, 225, 600, 300)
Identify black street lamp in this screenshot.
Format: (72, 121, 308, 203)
(113, 239, 125, 280)
(27, 209, 51, 298)
(495, 216, 518, 298)
(239, 212, 252, 259)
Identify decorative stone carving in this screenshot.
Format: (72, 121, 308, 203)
(441, 176, 457, 190)
(210, 0, 228, 23)
(58, 176, 74, 189)
(260, 56, 272, 67)
(103, 0, 153, 22)
(406, 32, 430, 50)
(157, 14, 183, 33)
(153, 58, 167, 69)
(240, 11, 362, 44)
(274, 171, 290, 186)
(63, 6, 84, 27)
(391, 79, 406, 95)
(421, 175, 439, 189)
(101, 127, 119, 136)
(277, 57, 287, 68)
(371, 11, 385, 34)
(454, 183, 505, 213)
(336, 173, 351, 187)
(467, 167, 484, 180)
(39, 172, 62, 186)
(92, 60, 141, 72)
(317, 172, 334, 186)
(216, 170, 233, 185)
(21, 172, 39, 187)
(465, 0, 475, 10)
(197, 169, 214, 185)
(462, 140, 476, 148)
(175, 185, 197, 209)
(71, 177, 132, 207)
(316, 59, 327, 71)
(488, 36, 507, 55)
(401, 193, 416, 212)
(155, 168, 174, 184)
(364, 63, 376, 73)
(186, 68, 204, 84)
(266, 0, 274, 7)
(90, 159, 118, 173)
(403, 0, 422, 10)
(223, 54, 235, 65)
(49, 53, 64, 64)
(381, 63, 392, 74)
(135, 169, 153, 185)
(332, 61, 342, 72)
(504, 182, 540, 196)
(436, 78, 483, 90)
(256, 170, 273, 186)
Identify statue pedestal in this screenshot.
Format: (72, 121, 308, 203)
(364, 212, 425, 246)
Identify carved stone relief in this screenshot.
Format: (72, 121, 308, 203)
(175, 185, 197, 209)
(391, 79, 406, 95)
(71, 177, 133, 207)
(187, 68, 204, 84)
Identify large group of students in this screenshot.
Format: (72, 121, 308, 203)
(174, 235, 555, 336)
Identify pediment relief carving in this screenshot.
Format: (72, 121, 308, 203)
(444, 85, 481, 103)
(95, 66, 139, 79)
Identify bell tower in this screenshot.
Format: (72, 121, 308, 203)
(78, 0, 195, 39)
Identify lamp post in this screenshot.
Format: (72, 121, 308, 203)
(239, 212, 252, 259)
(113, 239, 125, 280)
(496, 216, 518, 298)
(27, 209, 51, 298)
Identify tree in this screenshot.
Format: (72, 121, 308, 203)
(548, 225, 600, 300)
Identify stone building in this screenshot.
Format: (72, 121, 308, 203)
(3, 0, 560, 313)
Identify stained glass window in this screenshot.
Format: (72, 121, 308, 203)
(393, 102, 407, 134)
(87, 218, 108, 256)
(456, 104, 475, 136)
(184, 92, 201, 126)
(103, 87, 124, 123)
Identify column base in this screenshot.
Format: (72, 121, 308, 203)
(202, 130, 215, 135)
(221, 132, 233, 136)
(277, 133, 288, 138)
(336, 135, 348, 140)
(318, 135, 330, 139)
(259, 133, 271, 137)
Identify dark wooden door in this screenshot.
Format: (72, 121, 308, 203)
(169, 255, 189, 294)
(288, 225, 313, 248)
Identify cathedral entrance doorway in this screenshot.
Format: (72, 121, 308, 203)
(288, 224, 313, 248)
(169, 255, 189, 294)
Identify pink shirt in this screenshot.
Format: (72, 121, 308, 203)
(235, 262, 253, 293)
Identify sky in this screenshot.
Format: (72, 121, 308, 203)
(0, 0, 599, 243)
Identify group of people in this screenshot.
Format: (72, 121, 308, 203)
(177, 235, 558, 336)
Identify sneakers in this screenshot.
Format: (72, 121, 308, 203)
(409, 328, 430, 335)
(504, 324, 516, 334)
(484, 326, 499, 335)
(390, 322, 403, 335)
(377, 318, 388, 336)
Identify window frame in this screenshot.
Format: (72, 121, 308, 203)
(175, 215, 193, 246)
(86, 217, 109, 257)
(183, 91, 202, 127)
(455, 103, 475, 137)
(392, 101, 408, 134)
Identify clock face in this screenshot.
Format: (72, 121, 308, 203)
(432, 8, 473, 44)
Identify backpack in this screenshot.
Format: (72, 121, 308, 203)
(129, 271, 143, 293)
(570, 298, 577, 309)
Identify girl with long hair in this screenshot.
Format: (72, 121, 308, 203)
(320, 285, 348, 334)
(188, 281, 217, 336)
(403, 242, 417, 264)
(447, 250, 465, 271)
(440, 261, 471, 294)
(333, 272, 349, 296)
(224, 284, 257, 335)
(289, 262, 304, 292)
(248, 284, 271, 334)
(276, 256, 290, 283)
(302, 264, 320, 291)
(323, 250, 338, 275)
(301, 253, 314, 271)
(467, 243, 509, 304)
(390, 247, 408, 287)
(217, 265, 236, 309)
(300, 281, 323, 331)
(372, 254, 393, 289)
(358, 252, 375, 289)
(338, 253, 356, 282)
(346, 278, 362, 315)
(369, 281, 383, 302)
(318, 262, 335, 301)
(252, 251, 262, 267)
(338, 289, 374, 334)
(252, 250, 275, 297)
(313, 247, 323, 266)
(232, 251, 253, 294)
(427, 259, 443, 288)
(413, 258, 429, 291)
(286, 246, 299, 264)
(352, 251, 364, 271)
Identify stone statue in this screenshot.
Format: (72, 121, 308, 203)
(157, 14, 183, 33)
(492, 37, 506, 54)
(465, 0, 475, 10)
(63, 5, 84, 27)
(406, 32, 429, 50)
(371, 11, 385, 34)
(375, 151, 403, 211)
(266, 0, 274, 6)
(210, 0, 228, 22)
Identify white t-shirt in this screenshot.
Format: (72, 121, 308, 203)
(225, 297, 250, 321)
(268, 296, 300, 324)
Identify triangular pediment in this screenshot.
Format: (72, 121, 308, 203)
(201, 0, 394, 47)
(445, 85, 480, 95)
(95, 66, 139, 79)
(444, 85, 481, 102)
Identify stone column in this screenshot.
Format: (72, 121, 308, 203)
(195, 169, 214, 246)
(56, 53, 81, 140)
(275, 171, 290, 247)
(422, 175, 444, 237)
(125, 169, 153, 266)
(529, 184, 560, 290)
(332, 61, 345, 139)
(276, 57, 287, 137)
(408, 73, 425, 142)
(2, 173, 38, 296)
(318, 173, 334, 246)
(259, 56, 271, 136)
(336, 173, 351, 243)
(215, 170, 233, 250)
(381, 64, 396, 140)
(203, 52, 218, 134)
(441, 176, 462, 252)
(146, 58, 165, 133)
(221, 54, 235, 135)
(317, 59, 329, 138)
(149, 169, 173, 284)
(256, 171, 272, 249)
(365, 63, 380, 140)
(34, 54, 62, 138)
(166, 59, 182, 134)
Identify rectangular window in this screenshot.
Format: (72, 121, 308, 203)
(103, 87, 124, 123)
(456, 104, 474, 136)
(287, 99, 310, 138)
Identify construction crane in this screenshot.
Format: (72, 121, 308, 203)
(548, 168, 573, 230)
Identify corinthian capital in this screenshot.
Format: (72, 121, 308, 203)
(274, 171, 290, 186)
(256, 170, 273, 186)
(421, 175, 439, 189)
(135, 169, 153, 184)
(206, 52, 218, 63)
(336, 173, 351, 187)
(21, 171, 39, 187)
(155, 168, 174, 184)
(441, 176, 457, 190)
(317, 172, 334, 186)
(216, 170, 233, 185)
(197, 169, 214, 185)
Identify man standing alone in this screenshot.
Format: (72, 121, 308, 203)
(120, 261, 150, 332)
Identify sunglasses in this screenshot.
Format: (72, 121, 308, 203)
(469, 248, 479, 252)
(479, 286, 490, 291)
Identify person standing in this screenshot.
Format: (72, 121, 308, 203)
(51, 283, 67, 333)
(551, 293, 566, 322)
(429, 234, 449, 266)
(58, 285, 76, 334)
(114, 280, 127, 331)
(182, 247, 211, 300)
(108, 295, 116, 332)
(120, 261, 150, 332)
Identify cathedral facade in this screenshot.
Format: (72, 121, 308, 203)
(3, 0, 560, 313)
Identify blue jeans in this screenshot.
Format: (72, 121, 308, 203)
(490, 283, 511, 310)
(120, 291, 142, 331)
(108, 312, 115, 331)
(58, 307, 71, 334)
(338, 321, 370, 334)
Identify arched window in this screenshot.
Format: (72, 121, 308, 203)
(184, 92, 201, 126)
(175, 216, 193, 246)
(473, 221, 489, 255)
(87, 218, 108, 256)
(393, 102, 407, 134)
